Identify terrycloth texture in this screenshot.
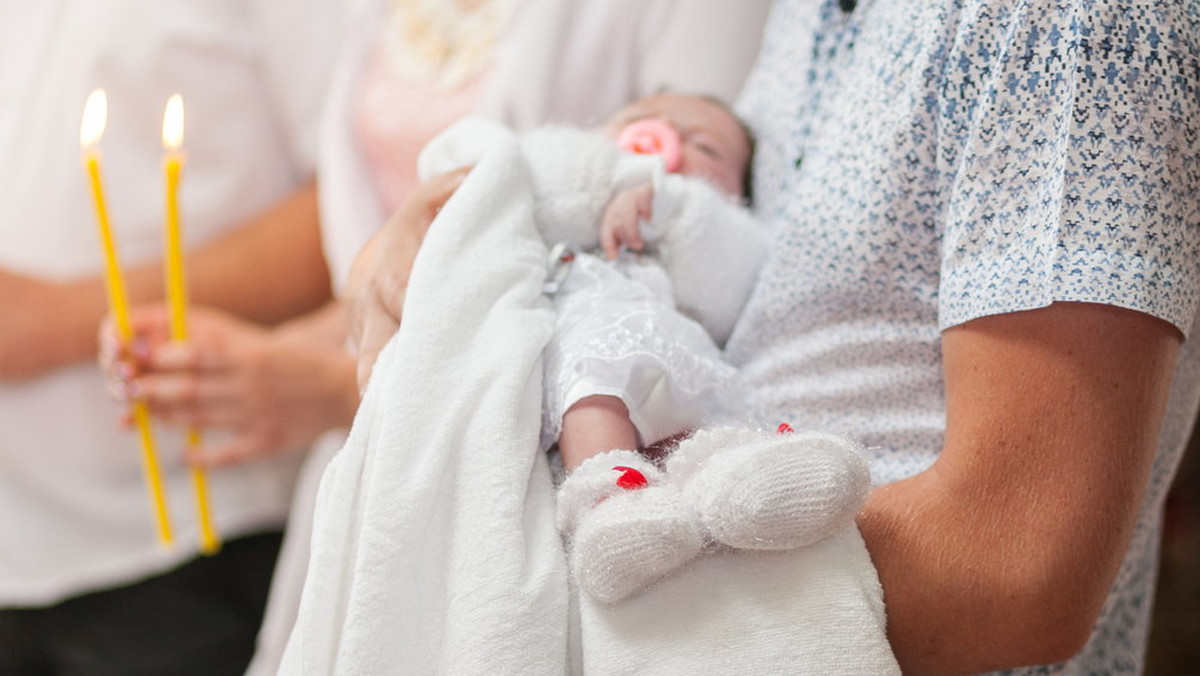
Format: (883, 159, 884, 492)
(577, 530, 900, 676)
(280, 133, 568, 675)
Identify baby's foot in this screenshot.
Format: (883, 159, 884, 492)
(571, 482, 704, 604)
(557, 451, 704, 605)
(556, 450, 657, 536)
(667, 427, 871, 551)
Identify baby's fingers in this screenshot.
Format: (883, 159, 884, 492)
(600, 195, 642, 259)
(615, 217, 644, 253)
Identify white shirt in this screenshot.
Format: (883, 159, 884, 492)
(729, 0, 1200, 672)
(0, 0, 348, 606)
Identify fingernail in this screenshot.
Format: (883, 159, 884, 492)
(131, 336, 151, 360)
(100, 334, 118, 360)
(121, 379, 142, 399)
(115, 360, 134, 382)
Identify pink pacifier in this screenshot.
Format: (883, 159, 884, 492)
(617, 119, 682, 173)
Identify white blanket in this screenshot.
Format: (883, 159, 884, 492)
(281, 134, 568, 675)
(281, 122, 899, 675)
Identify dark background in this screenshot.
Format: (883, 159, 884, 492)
(1145, 420, 1200, 675)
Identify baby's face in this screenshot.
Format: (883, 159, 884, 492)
(605, 94, 751, 198)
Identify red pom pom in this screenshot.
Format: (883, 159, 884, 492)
(612, 466, 649, 490)
(776, 422, 795, 435)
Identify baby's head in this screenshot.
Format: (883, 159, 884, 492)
(604, 93, 753, 200)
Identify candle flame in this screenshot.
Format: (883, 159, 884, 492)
(80, 89, 108, 148)
(162, 94, 184, 151)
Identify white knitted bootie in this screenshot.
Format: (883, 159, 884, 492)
(666, 426, 871, 551)
(557, 450, 704, 605)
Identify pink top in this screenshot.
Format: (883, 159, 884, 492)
(354, 43, 491, 214)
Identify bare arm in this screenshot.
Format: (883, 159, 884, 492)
(858, 301, 1179, 674)
(167, 180, 330, 323)
(1, 182, 329, 380)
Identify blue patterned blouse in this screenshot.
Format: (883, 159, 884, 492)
(727, 0, 1199, 672)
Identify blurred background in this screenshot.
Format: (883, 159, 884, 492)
(1146, 422, 1200, 675)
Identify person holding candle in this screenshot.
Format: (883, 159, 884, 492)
(345, 0, 1200, 673)
(0, 2, 352, 674)
(79, 2, 772, 673)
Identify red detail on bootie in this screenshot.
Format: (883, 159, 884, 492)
(776, 422, 795, 435)
(612, 466, 649, 490)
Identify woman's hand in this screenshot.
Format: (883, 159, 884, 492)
(345, 168, 469, 391)
(100, 303, 358, 466)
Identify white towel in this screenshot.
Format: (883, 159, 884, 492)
(577, 530, 899, 675)
(280, 131, 569, 675)
(282, 119, 899, 675)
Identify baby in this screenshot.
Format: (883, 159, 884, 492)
(418, 93, 870, 605)
(544, 92, 761, 472)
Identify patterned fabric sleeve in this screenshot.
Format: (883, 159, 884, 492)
(937, 0, 1199, 335)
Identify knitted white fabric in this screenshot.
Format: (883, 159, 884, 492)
(555, 450, 660, 536)
(571, 483, 705, 606)
(557, 450, 704, 605)
(668, 427, 871, 551)
(560, 427, 872, 605)
(519, 126, 622, 249)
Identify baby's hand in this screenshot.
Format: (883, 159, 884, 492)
(599, 183, 654, 260)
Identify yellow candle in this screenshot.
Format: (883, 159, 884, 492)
(162, 94, 220, 554)
(80, 88, 174, 547)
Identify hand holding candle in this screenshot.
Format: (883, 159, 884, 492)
(162, 94, 220, 554)
(80, 89, 174, 547)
